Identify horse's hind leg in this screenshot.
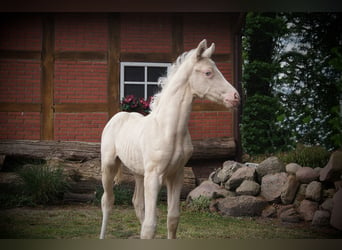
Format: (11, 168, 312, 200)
(99, 156, 121, 239)
(132, 174, 145, 225)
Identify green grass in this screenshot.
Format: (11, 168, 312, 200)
(1, 203, 341, 239)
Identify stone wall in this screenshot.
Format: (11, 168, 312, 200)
(187, 151, 342, 230)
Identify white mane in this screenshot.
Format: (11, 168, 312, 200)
(150, 50, 194, 111)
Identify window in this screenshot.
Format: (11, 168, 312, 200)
(120, 62, 170, 100)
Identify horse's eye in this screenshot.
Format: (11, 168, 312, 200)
(205, 71, 212, 77)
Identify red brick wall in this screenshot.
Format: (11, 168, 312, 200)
(54, 13, 108, 52)
(0, 112, 40, 140)
(54, 61, 107, 104)
(0, 13, 237, 142)
(120, 14, 172, 53)
(54, 113, 107, 142)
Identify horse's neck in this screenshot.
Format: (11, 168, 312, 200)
(152, 82, 193, 139)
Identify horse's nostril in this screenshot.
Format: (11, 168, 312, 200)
(234, 92, 239, 100)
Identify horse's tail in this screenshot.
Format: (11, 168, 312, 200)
(114, 163, 123, 185)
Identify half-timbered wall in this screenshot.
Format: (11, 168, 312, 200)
(0, 13, 243, 144)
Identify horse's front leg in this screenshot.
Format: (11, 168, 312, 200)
(141, 172, 162, 239)
(166, 167, 184, 239)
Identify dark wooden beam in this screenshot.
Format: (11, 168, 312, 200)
(172, 14, 184, 61)
(40, 14, 55, 140)
(120, 52, 172, 63)
(0, 50, 41, 60)
(0, 137, 236, 161)
(107, 13, 121, 118)
(0, 103, 41, 112)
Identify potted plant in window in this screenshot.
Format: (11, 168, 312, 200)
(121, 95, 151, 116)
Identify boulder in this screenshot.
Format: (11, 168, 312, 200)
(312, 210, 331, 227)
(296, 167, 319, 184)
(225, 167, 256, 191)
(236, 180, 260, 196)
(216, 195, 268, 217)
(285, 163, 302, 175)
(256, 156, 285, 182)
(305, 181, 322, 202)
(214, 161, 245, 184)
(261, 205, 277, 218)
(294, 184, 307, 206)
(208, 169, 221, 184)
(298, 199, 319, 221)
(323, 188, 336, 199)
(281, 174, 300, 204)
(260, 172, 288, 203)
(330, 188, 342, 230)
(320, 198, 333, 212)
(186, 180, 232, 202)
(320, 150, 342, 182)
(279, 207, 301, 223)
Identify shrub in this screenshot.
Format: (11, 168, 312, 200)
(241, 94, 292, 155)
(279, 144, 330, 168)
(18, 164, 70, 205)
(187, 196, 211, 213)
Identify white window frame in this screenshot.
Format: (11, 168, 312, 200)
(120, 62, 171, 100)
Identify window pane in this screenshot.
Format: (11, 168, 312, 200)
(124, 66, 144, 82)
(147, 67, 167, 82)
(147, 84, 160, 98)
(124, 84, 144, 98)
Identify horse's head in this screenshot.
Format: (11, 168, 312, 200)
(188, 39, 240, 109)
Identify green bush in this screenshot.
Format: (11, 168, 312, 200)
(241, 94, 292, 155)
(18, 164, 70, 205)
(187, 196, 211, 213)
(279, 144, 330, 168)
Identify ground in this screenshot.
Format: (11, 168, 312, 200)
(0, 203, 341, 239)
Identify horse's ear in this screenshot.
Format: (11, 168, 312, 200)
(196, 39, 207, 60)
(202, 43, 215, 58)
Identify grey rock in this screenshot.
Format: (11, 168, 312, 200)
(261, 205, 277, 218)
(236, 180, 260, 196)
(323, 188, 336, 199)
(225, 167, 256, 191)
(320, 150, 342, 182)
(256, 156, 285, 182)
(285, 163, 301, 175)
(298, 199, 319, 221)
(260, 172, 288, 203)
(305, 181, 322, 202)
(216, 195, 268, 217)
(320, 198, 333, 212)
(312, 210, 331, 227)
(281, 174, 300, 205)
(330, 188, 342, 230)
(279, 207, 301, 223)
(296, 167, 319, 184)
(186, 180, 231, 202)
(216, 161, 245, 184)
(294, 184, 307, 206)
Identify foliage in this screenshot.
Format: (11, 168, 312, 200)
(121, 95, 151, 115)
(18, 164, 70, 205)
(275, 13, 342, 150)
(279, 144, 330, 168)
(243, 12, 286, 96)
(241, 94, 292, 155)
(186, 196, 211, 213)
